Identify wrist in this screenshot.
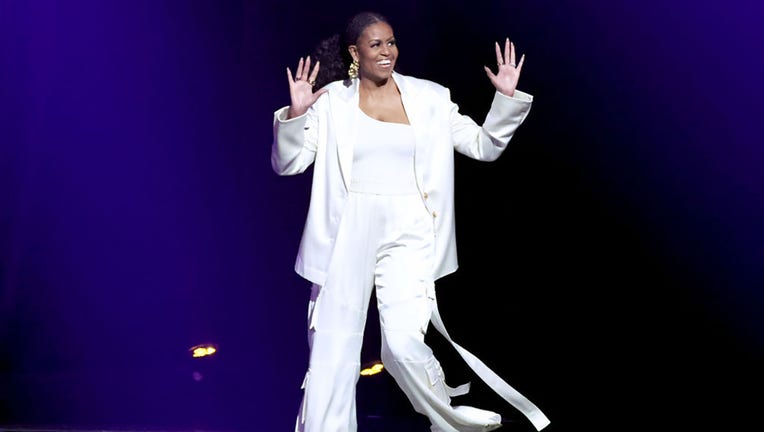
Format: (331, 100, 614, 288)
(287, 106, 306, 119)
(497, 87, 515, 98)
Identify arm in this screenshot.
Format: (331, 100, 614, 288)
(270, 56, 327, 175)
(451, 89, 533, 162)
(452, 37, 532, 161)
(271, 105, 319, 175)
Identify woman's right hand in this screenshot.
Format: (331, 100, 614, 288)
(286, 56, 328, 119)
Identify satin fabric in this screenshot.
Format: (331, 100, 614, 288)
(295, 188, 504, 432)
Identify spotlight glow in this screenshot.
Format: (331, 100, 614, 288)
(360, 361, 384, 376)
(190, 343, 218, 358)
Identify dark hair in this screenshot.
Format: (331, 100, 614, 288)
(311, 11, 392, 89)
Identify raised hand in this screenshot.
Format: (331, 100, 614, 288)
(286, 56, 328, 119)
(483, 38, 525, 97)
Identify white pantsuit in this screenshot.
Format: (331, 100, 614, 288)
(273, 72, 550, 431)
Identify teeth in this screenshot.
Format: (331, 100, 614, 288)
(378, 60, 391, 65)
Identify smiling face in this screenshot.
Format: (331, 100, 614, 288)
(349, 22, 398, 82)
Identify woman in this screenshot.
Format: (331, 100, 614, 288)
(272, 11, 550, 432)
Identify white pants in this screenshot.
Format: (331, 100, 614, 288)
(294, 189, 504, 432)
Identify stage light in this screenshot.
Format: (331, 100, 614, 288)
(189, 343, 218, 358)
(360, 360, 384, 376)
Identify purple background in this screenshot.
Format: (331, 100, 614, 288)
(1, 0, 762, 430)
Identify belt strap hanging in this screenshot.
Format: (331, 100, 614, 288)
(429, 294, 551, 431)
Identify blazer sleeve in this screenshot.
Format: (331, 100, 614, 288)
(449, 89, 533, 162)
(270, 98, 322, 176)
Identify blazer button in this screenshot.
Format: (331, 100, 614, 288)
(423, 192, 429, 199)
(432, 211, 437, 218)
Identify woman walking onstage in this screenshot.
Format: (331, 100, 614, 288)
(271, 11, 550, 432)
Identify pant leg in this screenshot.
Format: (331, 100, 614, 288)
(295, 283, 368, 432)
(295, 194, 377, 432)
(375, 196, 502, 432)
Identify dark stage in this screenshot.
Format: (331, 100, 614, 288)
(2, 1, 762, 431)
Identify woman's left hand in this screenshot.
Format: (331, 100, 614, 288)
(483, 38, 525, 97)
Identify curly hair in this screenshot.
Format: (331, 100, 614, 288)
(311, 11, 392, 89)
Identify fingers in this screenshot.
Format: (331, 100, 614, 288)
(291, 56, 319, 86)
(516, 53, 525, 71)
(483, 65, 497, 81)
(308, 60, 320, 85)
(303, 56, 311, 79)
(295, 57, 305, 80)
(496, 38, 519, 67)
(497, 38, 520, 68)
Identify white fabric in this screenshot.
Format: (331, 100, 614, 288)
(275, 73, 549, 431)
(350, 108, 418, 195)
(295, 188, 504, 432)
(272, 72, 534, 286)
(430, 299, 551, 431)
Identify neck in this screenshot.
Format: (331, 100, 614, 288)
(358, 74, 395, 95)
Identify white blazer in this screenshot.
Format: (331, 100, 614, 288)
(272, 72, 533, 286)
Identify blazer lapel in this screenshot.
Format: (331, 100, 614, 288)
(394, 73, 430, 187)
(394, 72, 425, 125)
(332, 79, 360, 191)
(332, 74, 428, 191)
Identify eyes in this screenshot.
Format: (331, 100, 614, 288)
(370, 39, 396, 49)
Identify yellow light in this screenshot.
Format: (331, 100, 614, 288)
(190, 343, 218, 358)
(360, 362, 384, 376)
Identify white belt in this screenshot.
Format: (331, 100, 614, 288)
(429, 292, 551, 431)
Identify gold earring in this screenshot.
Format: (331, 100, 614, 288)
(348, 59, 359, 79)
